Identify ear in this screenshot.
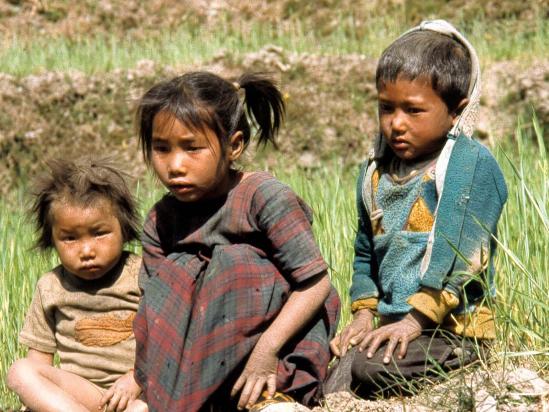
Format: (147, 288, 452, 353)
(451, 98, 469, 125)
(227, 131, 244, 161)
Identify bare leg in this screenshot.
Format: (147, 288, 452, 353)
(8, 358, 104, 412)
(126, 399, 149, 412)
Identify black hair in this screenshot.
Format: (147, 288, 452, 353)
(136, 71, 285, 163)
(30, 156, 140, 250)
(376, 30, 472, 113)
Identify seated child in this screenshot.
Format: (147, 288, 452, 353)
(7, 157, 143, 412)
(127, 71, 340, 412)
(327, 20, 508, 397)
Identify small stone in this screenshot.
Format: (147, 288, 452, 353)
(506, 367, 549, 396)
(474, 389, 497, 412)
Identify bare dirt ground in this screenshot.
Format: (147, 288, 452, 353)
(310, 366, 549, 411)
(0, 46, 547, 195)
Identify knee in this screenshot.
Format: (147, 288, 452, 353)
(350, 349, 387, 384)
(7, 358, 33, 392)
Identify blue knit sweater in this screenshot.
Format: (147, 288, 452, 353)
(350, 134, 508, 330)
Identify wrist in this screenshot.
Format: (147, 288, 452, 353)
(354, 308, 375, 320)
(407, 310, 432, 329)
(256, 332, 283, 355)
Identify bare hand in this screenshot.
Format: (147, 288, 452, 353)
(99, 371, 141, 412)
(358, 311, 430, 364)
(231, 341, 279, 410)
(330, 309, 375, 357)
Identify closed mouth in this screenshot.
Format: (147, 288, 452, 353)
(390, 139, 409, 148)
(80, 265, 101, 272)
(169, 184, 194, 193)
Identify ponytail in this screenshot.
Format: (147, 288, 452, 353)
(237, 73, 285, 147)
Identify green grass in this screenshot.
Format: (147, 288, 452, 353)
(0, 16, 547, 76)
(1, 120, 547, 408)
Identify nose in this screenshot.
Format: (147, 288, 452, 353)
(167, 151, 187, 177)
(391, 109, 407, 134)
(80, 240, 96, 261)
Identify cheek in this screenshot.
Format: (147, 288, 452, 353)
(151, 156, 167, 177)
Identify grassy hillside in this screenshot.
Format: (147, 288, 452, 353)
(1, 120, 547, 409)
(0, 0, 547, 409)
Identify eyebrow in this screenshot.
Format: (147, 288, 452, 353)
(152, 133, 196, 140)
(378, 95, 427, 105)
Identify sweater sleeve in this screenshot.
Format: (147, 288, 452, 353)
(350, 162, 379, 305)
(444, 147, 507, 295)
(255, 180, 328, 285)
(410, 143, 507, 323)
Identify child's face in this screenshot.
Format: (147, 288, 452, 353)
(51, 199, 124, 280)
(150, 111, 239, 203)
(378, 76, 458, 162)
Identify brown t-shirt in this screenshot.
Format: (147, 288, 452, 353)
(19, 252, 141, 389)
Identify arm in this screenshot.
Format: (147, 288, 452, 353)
(231, 181, 333, 409)
(139, 206, 166, 282)
(409, 147, 508, 325)
(332, 163, 380, 357)
(231, 273, 331, 409)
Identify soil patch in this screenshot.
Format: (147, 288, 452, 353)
(1, 47, 547, 194)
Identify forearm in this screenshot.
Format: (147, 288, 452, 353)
(258, 273, 331, 353)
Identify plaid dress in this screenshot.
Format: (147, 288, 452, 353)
(134, 172, 340, 411)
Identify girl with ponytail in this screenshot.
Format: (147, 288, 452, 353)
(129, 72, 340, 412)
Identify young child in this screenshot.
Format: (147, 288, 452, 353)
(327, 20, 508, 397)
(7, 157, 142, 412)
(127, 71, 340, 412)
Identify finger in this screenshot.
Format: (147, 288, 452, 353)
(231, 374, 246, 398)
(99, 388, 114, 407)
(246, 378, 267, 409)
(116, 395, 128, 412)
(398, 337, 409, 360)
(358, 331, 374, 352)
(330, 336, 341, 357)
(366, 332, 387, 358)
(349, 329, 368, 346)
(238, 378, 256, 410)
(340, 328, 358, 357)
(383, 338, 399, 364)
(106, 392, 121, 412)
(266, 374, 277, 398)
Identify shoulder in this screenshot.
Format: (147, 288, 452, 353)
(246, 171, 290, 195)
(108, 252, 142, 298)
(31, 266, 67, 309)
(242, 171, 314, 221)
(356, 159, 371, 190)
(453, 137, 508, 202)
(35, 266, 65, 293)
(241, 171, 298, 205)
(452, 137, 505, 179)
(120, 252, 142, 280)
(469, 140, 507, 188)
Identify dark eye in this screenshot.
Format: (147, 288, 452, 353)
(407, 107, 424, 114)
(378, 103, 393, 113)
(95, 230, 110, 237)
(152, 141, 169, 153)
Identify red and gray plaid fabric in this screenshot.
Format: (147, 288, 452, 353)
(134, 172, 340, 411)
